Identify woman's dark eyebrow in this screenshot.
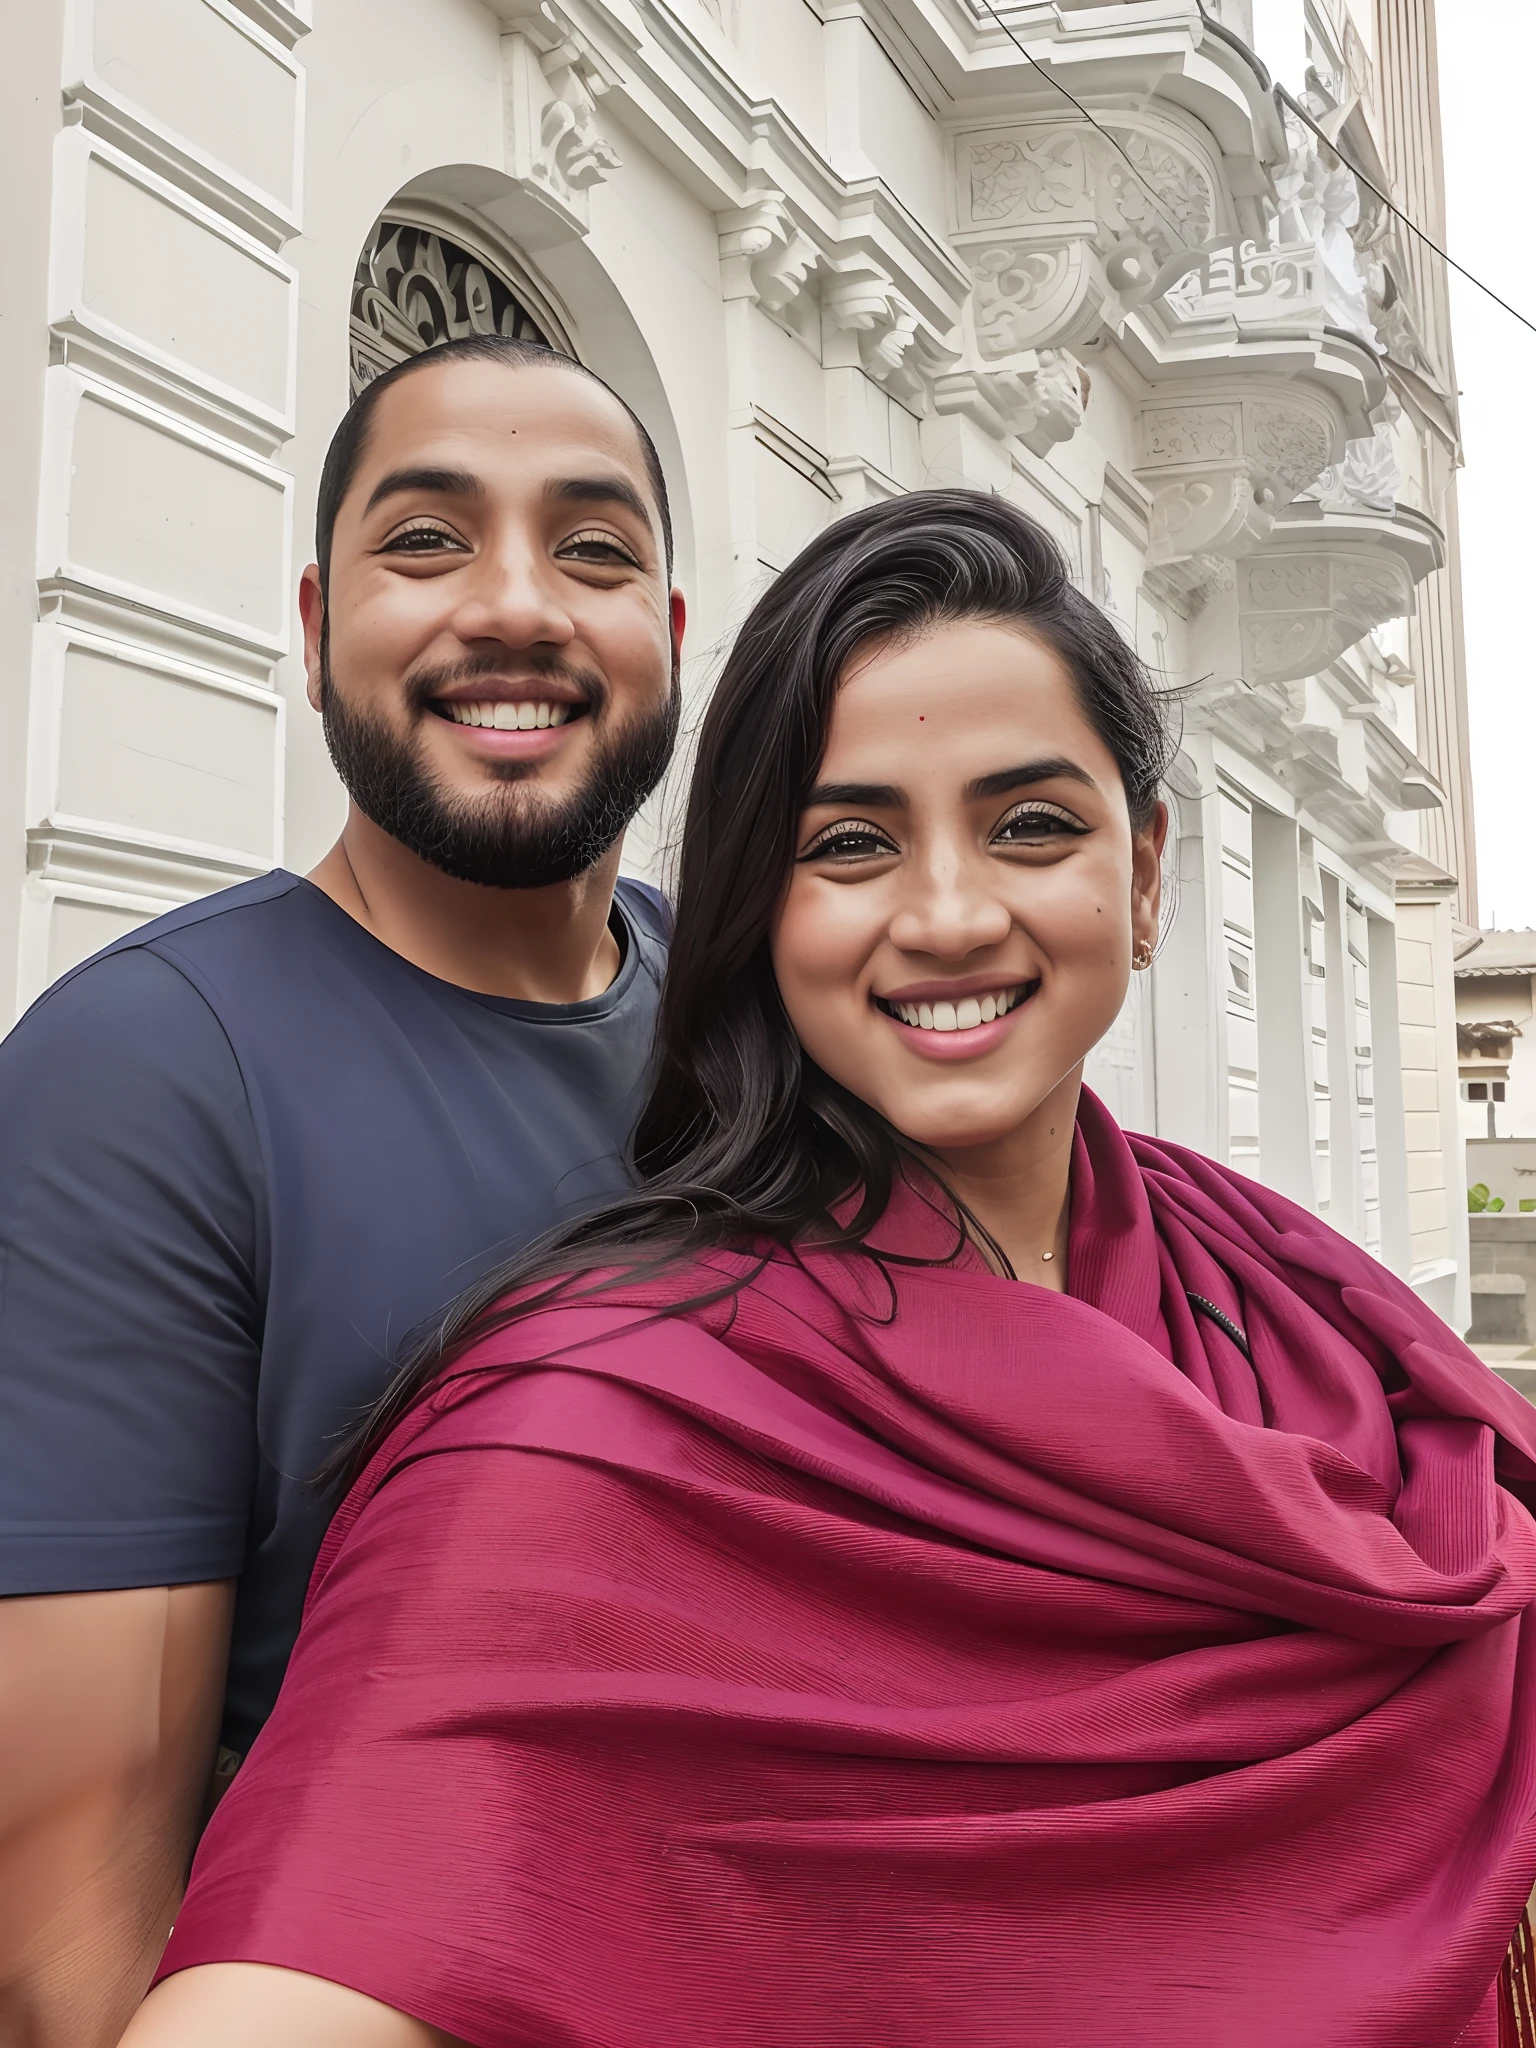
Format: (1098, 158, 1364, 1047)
(364, 465, 484, 516)
(805, 780, 904, 810)
(805, 760, 1096, 812)
(967, 758, 1097, 800)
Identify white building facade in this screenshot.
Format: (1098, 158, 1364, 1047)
(0, 0, 1474, 1322)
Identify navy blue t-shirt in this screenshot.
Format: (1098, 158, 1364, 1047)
(0, 869, 667, 1752)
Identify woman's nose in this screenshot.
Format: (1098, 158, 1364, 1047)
(450, 542, 575, 651)
(887, 850, 1013, 961)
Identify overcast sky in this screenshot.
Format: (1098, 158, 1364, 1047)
(1439, 5, 1536, 931)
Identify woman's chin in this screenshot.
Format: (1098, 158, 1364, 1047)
(877, 1100, 1053, 1158)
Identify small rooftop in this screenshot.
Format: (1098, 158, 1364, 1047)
(1456, 930, 1536, 980)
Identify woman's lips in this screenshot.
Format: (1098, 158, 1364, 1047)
(874, 983, 1038, 1062)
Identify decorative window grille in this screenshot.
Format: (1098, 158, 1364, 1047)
(349, 221, 564, 397)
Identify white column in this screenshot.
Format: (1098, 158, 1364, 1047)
(14, 0, 307, 1013)
(1218, 783, 1262, 1178)
(1369, 910, 1414, 1279)
(1150, 758, 1225, 1158)
(1322, 870, 1364, 1242)
(1251, 805, 1316, 1206)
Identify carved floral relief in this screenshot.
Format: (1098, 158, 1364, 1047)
(966, 134, 1089, 224)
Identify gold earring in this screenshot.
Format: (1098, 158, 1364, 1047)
(1133, 939, 1153, 971)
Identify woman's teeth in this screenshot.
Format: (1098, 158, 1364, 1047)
(443, 701, 572, 730)
(885, 986, 1028, 1032)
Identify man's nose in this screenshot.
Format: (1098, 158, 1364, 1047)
(449, 540, 576, 649)
(887, 848, 1013, 960)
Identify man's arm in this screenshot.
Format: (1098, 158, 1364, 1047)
(0, 945, 267, 2047)
(0, 1584, 233, 2048)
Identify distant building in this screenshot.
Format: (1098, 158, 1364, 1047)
(1, 0, 1474, 1323)
(1457, 931, 1536, 1193)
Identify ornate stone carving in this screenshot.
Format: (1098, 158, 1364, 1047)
(1021, 349, 1086, 452)
(1164, 239, 1323, 329)
(349, 222, 558, 396)
(966, 133, 1089, 223)
(930, 349, 1084, 456)
(1097, 127, 1214, 259)
(1237, 546, 1414, 684)
(1135, 390, 1341, 599)
(1143, 405, 1239, 465)
(823, 260, 922, 387)
(966, 241, 1088, 359)
(1248, 402, 1336, 495)
(1304, 396, 1403, 514)
(717, 191, 816, 318)
(503, 5, 621, 234)
(948, 119, 1218, 379)
(1273, 116, 1376, 345)
(1355, 217, 1445, 391)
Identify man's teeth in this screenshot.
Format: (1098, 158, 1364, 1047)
(445, 701, 572, 730)
(888, 987, 1028, 1032)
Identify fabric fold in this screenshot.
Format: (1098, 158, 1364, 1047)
(158, 1092, 1536, 2046)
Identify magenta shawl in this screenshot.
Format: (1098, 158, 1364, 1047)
(159, 1092, 1536, 2045)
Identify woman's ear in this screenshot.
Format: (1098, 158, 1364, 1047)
(1130, 800, 1169, 959)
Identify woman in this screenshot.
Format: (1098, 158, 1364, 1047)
(127, 493, 1536, 2046)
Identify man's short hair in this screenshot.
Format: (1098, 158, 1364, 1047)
(315, 336, 675, 592)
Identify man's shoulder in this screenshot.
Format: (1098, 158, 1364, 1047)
(614, 876, 673, 949)
(56, 870, 306, 985)
(5, 871, 307, 1060)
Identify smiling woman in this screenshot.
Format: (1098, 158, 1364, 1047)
(131, 492, 1536, 2048)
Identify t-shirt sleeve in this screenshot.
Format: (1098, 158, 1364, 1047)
(617, 875, 674, 943)
(0, 945, 263, 1592)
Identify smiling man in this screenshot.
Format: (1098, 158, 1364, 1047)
(0, 338, 682, 2046)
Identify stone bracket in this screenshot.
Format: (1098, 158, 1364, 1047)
(501, 3, 622, 237)
(718, 188, 817, 318)
(1237, 545, 1416, 685)
(1134, 390, 1341, 598)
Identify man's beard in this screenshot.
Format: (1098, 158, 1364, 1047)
(319, 650, 679, 890)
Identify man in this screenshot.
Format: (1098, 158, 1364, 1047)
(0, 335, 683, 2044)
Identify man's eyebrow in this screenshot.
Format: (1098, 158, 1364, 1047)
(547, 473, 656, 534)
(363, 466, 484, 517)
(967, 757, 1097, 800)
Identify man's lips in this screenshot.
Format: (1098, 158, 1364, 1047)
(431, 697, 579, 731)
(425, 679, 592, 745)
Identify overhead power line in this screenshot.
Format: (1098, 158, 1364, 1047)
(1275, 86, 1536, 342)
(969, 0, 1536, 345)
(970, 0, 1193, 251)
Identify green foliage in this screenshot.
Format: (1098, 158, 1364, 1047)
(1469, 1184, 1508, 1213)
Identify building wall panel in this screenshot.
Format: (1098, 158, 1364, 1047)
(74, 149, 294, 414)
(52, 643, 280, 862)
(59, 383, 289, 642)
(86, 0, 300, 210)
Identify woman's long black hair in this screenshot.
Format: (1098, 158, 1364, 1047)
(333, 489, 1173, 1482)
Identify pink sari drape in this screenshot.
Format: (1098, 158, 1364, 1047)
(159, 1093, 1536, 2044)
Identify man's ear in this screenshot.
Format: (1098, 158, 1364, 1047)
(669, 586, 687, 677)
(298, 565, 325, 713)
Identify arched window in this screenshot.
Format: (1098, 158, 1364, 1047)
(349, 219, 570, 397)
